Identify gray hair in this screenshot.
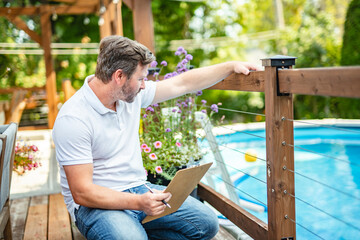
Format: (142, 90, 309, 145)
(95, 36, 155, 83)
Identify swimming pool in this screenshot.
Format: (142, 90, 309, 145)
(201, 123, 360, 240)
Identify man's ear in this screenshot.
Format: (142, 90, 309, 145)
(112, 69, 127, 86)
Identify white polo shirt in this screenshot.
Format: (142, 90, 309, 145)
(52, 75, 156, 221)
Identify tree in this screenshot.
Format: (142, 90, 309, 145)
(341, 0, 360, 66)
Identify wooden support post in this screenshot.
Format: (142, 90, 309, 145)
(100, 0, 123, 39)
(40, 6, 58, 129)
(132, 0, 155, 53)
(99, 0, 111, 39)
(263, 55, 296, 240)
(114, 0, 123, 36)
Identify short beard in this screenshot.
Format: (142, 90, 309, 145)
(120, 80, 137, 103)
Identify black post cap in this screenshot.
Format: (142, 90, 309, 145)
(261, 55, 297, 67)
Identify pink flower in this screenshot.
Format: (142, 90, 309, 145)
(155, 166, 163, 174)
(153, 141, 162, 148)
(149, 153, 157, 160)
(176, 142, 182, 147)
(31, 145, 38, 152)
(144, 147, 151, 153)
(141, 144, 148, 149)
(144, 168, 148, 176)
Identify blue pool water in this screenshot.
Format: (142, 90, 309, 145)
(201, 126, 360, 240)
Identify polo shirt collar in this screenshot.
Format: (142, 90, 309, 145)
(83, 75, 117, 115)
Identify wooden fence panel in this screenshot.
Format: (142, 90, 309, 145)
(278, 66, 360, 98)
(208, 71, 265, 92)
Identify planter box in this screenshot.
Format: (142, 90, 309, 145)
(10, 129, 61, 199)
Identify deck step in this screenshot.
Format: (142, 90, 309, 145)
(10, 193, 234, 240)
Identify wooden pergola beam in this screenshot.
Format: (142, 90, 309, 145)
(122, 0, 133, 10)
(5, 16, 42, 46)
(0, 5, 97, 17)
(40, 6, 58, 128)
(132, 0, 155, 53)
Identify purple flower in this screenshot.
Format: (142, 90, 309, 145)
(177, 110, 182, 114)
(146, 107, 154, 112)
(181, 59, 188, 65)
(165, 128, 172, 132)
(153, 72, 159, 77)
(175, 51, 181, 56)
(201, 99, 207, 105)
(177, 46, 184, 52)
(210, 104, 219, 113)
(164, 73, 172, 79)
(144, 77, 148, 81)
(172, 108, 177, 112)
(185, 54, 193, 61)
(143, 114, 148, 118)
(196, 91, 203, 96)
(152, 103, 159, 107)
(150, 61, 158, 68)
(171, 72, 178, 77)
(161, 61, 167, 66)
(201, 109, 207, 114)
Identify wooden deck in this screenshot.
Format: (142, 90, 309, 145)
(9, 193, 235, 240)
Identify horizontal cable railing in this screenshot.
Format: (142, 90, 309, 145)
(198, 63, 360, 238)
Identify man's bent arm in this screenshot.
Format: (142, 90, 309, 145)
(152, 61, 261, 104)
(64, 163, 171, 216)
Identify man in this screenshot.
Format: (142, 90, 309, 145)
(53, 35, 260, 239)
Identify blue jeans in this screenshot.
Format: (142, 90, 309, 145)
(74, 184, 219, 240)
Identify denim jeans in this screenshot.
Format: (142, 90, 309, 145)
(74, 183, 219, 240)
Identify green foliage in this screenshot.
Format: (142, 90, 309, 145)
(341, 0, 360, 66)
(1, 0, 358, 122)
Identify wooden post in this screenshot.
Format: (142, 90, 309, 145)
(132, 0, 155, 53)
(40, 6, 58, 129)
(263, 55, 296, 240)
(100, 0, 123, 39)
(114, 0, 123, 36)
(99, 0, 111, 39)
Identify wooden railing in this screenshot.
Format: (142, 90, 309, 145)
(198, 56, 360, 240)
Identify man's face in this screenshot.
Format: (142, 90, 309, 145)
(120, 64, 148, 103)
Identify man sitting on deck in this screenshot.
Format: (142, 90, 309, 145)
(52, 35, 260, 240)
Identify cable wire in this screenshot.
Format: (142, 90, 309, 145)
(196, 104, 266, 117)
(287, 168, 360, 201)
(207, 172, 267, 206)
(204, 138, 267, 162)
(286, 216, 326, 240)
(288, 193, 360, 233)
(286, 143, 360, 168)
(283, 118, 360, 134)
(206, 154, 267, 185)
(217, 125, 266, 139)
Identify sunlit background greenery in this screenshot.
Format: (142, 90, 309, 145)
(0, 0, 359, 125)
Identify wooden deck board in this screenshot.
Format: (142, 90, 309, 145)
(10, 197, 30, 240)
(10, 193, 233, 240)
(23, 196, 48, 240)
(48, 194, 72, 240)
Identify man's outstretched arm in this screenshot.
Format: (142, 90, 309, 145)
(151, 61, 261, 104)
